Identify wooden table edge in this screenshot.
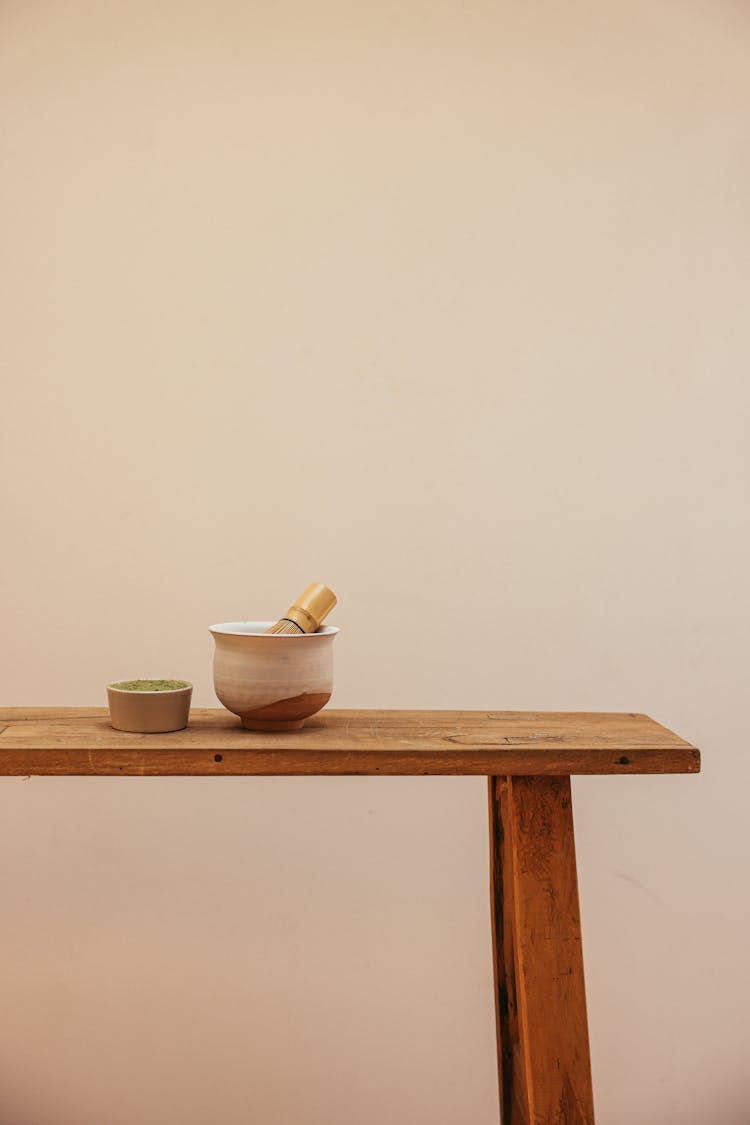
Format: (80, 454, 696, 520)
(0, 747, 700, 777)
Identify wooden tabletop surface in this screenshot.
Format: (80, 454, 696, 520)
(0, 708, 699, 777)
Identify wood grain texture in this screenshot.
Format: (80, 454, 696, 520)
(0, 709, 699, 777)
(489, 776, 595, 1124)
(489, 777, 530, 1123)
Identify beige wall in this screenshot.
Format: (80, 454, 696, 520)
(2, 1, 749, 1122)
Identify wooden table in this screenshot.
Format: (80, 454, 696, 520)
(0, 708, 699, 1124)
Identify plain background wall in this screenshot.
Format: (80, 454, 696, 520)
(1, 1, 749, 1122)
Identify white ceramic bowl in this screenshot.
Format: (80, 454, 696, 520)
(209, 622, 339, 731)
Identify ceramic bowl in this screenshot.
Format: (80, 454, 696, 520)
(209, 622, 339, 731)
(107, 681, 193, 733)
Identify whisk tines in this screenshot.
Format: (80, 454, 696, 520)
(266, 618, 306, 635)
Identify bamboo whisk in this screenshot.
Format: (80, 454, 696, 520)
(265, 583, 337, 635)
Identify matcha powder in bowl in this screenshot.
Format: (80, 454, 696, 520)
(109, 679, 191, 692)
(107, 679, 193, 732)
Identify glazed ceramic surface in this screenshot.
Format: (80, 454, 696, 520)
(210, 622, 338, 731)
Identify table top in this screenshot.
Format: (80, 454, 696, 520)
(0, 708, 699, 777)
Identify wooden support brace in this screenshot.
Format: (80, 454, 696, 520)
(488, 775, 595, 1124)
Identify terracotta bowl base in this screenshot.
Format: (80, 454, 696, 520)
(241, 717, 306, 732)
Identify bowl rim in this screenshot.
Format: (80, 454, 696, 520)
(107, 680, 193, 695)
(209, 621, 339, 638)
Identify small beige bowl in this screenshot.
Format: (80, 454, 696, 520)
(107, 680, 193, 733)
(210, 622, 338, 731)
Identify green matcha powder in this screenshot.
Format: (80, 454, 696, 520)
(109, 679, 191, 692)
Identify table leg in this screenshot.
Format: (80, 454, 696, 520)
(488, 775, 595, 1124)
